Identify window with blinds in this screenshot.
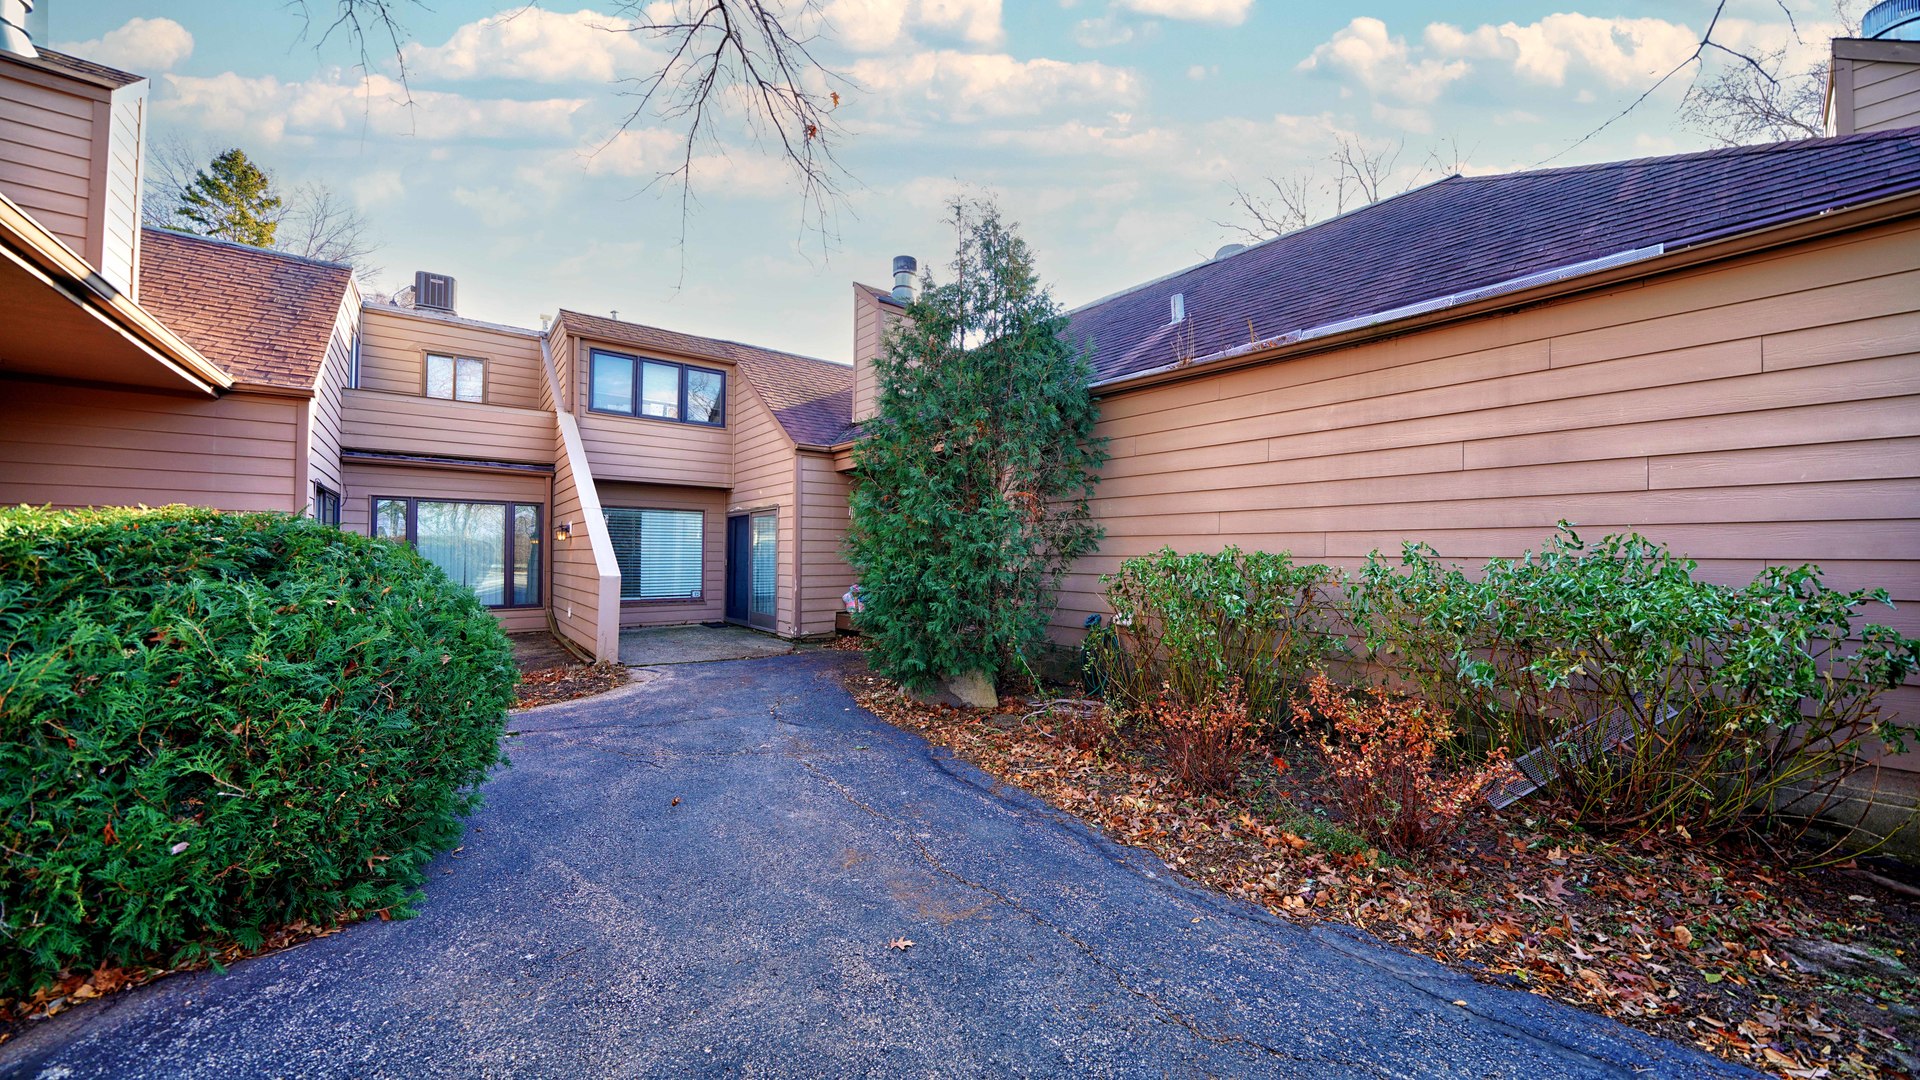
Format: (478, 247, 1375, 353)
(605, 507, 704, 602)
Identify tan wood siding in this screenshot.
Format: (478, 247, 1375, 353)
(566, 335, 734, 488)
(339, 388, 554, 464)
(597, 480, 727, 627)
(1852, 58, 1920, 132)
(1058, 214, 1920, 777)
(307, 294, 356, 511)
(797, 451, 855, 636)
(338, 459, 552, 633)
(728, 377, 797, 632)
(357, 307, 546, 409)
(0, 379, 300, 511)
(0, 68, 99, 263)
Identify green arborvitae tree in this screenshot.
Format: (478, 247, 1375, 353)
(174, 148, 282, 247)
(846, 196, 1107, 694)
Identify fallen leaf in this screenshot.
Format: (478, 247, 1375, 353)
(887, 938, 915, 950)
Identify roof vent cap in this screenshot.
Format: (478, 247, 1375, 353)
(413, 271, 456, 313)
(1213, 243, 1247, 261)
(1865, 0, 1920, 39)
(891, 255, 917, 301)
(1170, 293, 1186, 324)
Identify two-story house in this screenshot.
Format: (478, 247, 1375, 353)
(0, 30, 867, 664)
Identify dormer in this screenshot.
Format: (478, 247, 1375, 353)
(0, 9, 148, 298)
(1828, 2, 1920, 135)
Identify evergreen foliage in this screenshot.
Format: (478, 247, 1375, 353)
(847, 198, 1106, 692)
(175, 148, 282, 248)
(0, 506, 515, 997)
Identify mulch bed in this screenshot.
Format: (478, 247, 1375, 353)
(846, 670, 1920, 1080)
(514, 662, 629, 709)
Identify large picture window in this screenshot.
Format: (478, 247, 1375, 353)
(588, 349, 725, 426)
(604, 507, 704, 602)
(374, 497, 541, 608)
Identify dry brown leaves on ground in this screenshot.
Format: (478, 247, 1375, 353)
(514, 663, 629, 709)
(0, 919, 348, 1043)
(846, 671, 1920, 1080)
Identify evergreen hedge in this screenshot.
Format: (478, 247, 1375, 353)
(0, 506, 515, 997)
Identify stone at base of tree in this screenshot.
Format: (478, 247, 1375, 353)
(911, 670, 998, 710)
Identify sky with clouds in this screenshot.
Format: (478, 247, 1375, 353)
(55, 1, 1846, 363)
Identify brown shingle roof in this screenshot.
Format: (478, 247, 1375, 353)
(7, 48, 145, 89)
(139, 229, 354, 391)
(556, 309, 853, 446)
(1068, 128, 1920, 383)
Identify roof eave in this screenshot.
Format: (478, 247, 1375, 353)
(1090, 187, 1920, 398)
(1, 194, 231, 395)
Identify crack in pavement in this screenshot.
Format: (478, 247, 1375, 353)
(791, 747, 1379, 1073)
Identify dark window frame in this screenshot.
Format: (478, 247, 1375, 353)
(603, 505, 707, 605)
(371, 495, 543, 609)
(313, 483, 341, 528)
(587, 348, 726, 428)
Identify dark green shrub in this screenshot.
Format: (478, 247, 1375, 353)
(1095, 547, 1344, 728)
(1348, 526, 1920, 846)
(0, 506, 515, 997)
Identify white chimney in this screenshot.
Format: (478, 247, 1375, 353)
(1, 0, 35, 60)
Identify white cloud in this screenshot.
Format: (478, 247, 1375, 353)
(981, 118, 1179, 159)
(564, 127, 794, 198)
(820, 0, 1002, 51)
(406, 8, 659, 83)
(1073, 16, 1135, 48)
(352, 169, 407, 206)
(1113, 0, 1253, 26)
(160, 72, 588, 145)
(1299, 17, 1469, 104)
(453, 186, 532, 227)
(55, 17, 194, 75)
(846, 50, 1138, 121)
(1426, 13, 1700, 89)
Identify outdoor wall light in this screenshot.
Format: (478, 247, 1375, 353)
(554, 521, 573, 542)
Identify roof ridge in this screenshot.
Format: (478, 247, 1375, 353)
(1478, 128, 1920, 182)
(1067, 173, 1465, 320)
(555, 307, 847, 367)
(142, 226, 356, 273)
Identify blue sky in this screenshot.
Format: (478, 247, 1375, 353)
(54, 1, 1844, 362)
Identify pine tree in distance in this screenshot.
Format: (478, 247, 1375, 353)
(174, 148, 282, 248)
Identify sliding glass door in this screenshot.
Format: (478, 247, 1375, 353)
(726, 510, 778, 630)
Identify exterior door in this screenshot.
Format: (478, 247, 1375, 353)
(725, 510, 778, 630)
(725, 514, 750, 624)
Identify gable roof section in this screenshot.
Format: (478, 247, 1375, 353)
(855, 282, 906, 308)
(556, 309, 853, 446)
(0, 47, 143, 90)
(1067, 128, 1920, 384)
(138, 228, 355, 391)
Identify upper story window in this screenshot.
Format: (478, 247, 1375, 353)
(589, 349, 725, 426)
(426, 353, 485, 402)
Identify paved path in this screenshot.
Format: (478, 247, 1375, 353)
(0, 653, 1753, 1079)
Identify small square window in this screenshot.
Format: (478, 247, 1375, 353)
(426, 354, 484, 402)
(314, 484, 341, 528)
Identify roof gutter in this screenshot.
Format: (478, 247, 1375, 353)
(0, 192, 230, 394)
(1088, 185, 1920, 396)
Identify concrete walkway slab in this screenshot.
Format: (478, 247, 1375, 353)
(0, 653, 1755, 1079)
(617, 623, 793, 665)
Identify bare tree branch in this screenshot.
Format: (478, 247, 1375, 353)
(143, 134, 382, 279)
(1542, 0, 1864, 164)
(594, 0, 852, 256)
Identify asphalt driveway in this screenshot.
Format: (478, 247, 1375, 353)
(0, 652, 1752, 1079)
